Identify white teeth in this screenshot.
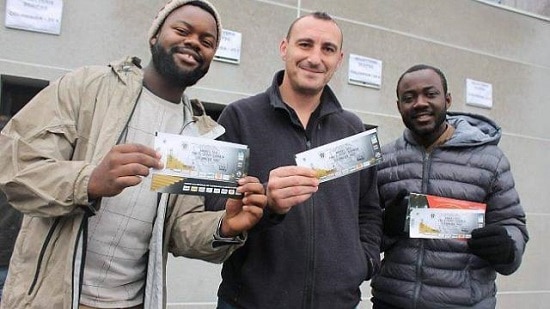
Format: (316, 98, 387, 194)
(177, 53, 197, 64)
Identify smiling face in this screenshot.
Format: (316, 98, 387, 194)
(396, 68, 452, 144)
(149, 4, 218, 87)
(280, 15, 343, 96)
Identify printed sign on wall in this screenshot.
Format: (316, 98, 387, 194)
(5, 0, 63, 35)
(466, 78, 493, 109)
(348, 54, 382, 89)
(214, 29, 242, 64)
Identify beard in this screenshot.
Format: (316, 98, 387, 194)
(150, 42, 209, 88)
(403, 109, 447, 138)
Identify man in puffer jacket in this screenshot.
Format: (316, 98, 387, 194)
(371, 64, 528, 309)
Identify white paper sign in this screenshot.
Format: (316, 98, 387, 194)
(5, 0, 63, 35)
(466, 78, 493, 109)
(348, 54, 382, 89)
(214, 29, 242, 64)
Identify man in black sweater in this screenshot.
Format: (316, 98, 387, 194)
(211, 12, 382, 309)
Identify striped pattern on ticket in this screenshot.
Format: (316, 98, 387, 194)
(150, 132, 249, 197)
(294, 128, 382, 183)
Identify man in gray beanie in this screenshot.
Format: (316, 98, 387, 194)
(0, 1, 267, 309)
(148, 0, 223, 48)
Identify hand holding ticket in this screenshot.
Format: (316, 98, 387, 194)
(265, 166, 319, 214)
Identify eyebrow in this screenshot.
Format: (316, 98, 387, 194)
(173, 20, 217, 39)
(322, 42, 339, 49)
(295, 37, 339, 49)
(400, 86, 441, 97)
(295, 37, 313, 43)
(404, 85, 438, 91)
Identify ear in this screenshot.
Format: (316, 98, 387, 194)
(279, 39, 288, 61)
(150, 35, 158, 47)
(396, 99, 402, 113)
(336, 50, 344, 68)
(445, 92, 452, 109)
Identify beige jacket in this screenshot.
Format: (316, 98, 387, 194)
(0, 57, 239, 309)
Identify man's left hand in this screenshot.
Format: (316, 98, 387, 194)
(221, 176, 267, 237)
(468, 225, 515, 265)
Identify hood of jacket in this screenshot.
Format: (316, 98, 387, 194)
(403, 111, 502, 148)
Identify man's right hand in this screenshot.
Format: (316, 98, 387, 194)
(383, 189, 410, 237)
(266, 166, 319, 214)
(87, 143, 163, 200)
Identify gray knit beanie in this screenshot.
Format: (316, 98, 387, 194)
(148, 0, 222, 48)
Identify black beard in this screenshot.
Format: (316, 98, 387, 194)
(150, 42, 209, 88)
(404, 109, 447, 138)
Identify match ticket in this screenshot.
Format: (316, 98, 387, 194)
(408, 193, 486, 239)
(150, 132, 249, 197)
(294, 128, 382, 183)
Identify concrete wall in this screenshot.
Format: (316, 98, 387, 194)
(500, 0, 550, 17)
(1, 0, 549, 308)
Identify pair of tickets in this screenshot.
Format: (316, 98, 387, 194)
(150, 129, 383, 197)
(408, 193, 486, 239)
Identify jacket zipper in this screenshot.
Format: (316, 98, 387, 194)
(412, 240, 424, 309)
(413, 151, 432, 307)
(116, 87, 143, 145)
(421, 151, 431, 193)
(302, 134, 315, 309)
(300, 115, 333, 308)
(304, 193, 316, 309)
(28, 217, 61, 295)
(70, 214, 89, 308)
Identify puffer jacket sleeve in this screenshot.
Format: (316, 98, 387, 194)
(377, 140, 407, 253)
(166, 194, 245, 263)
(485, 149, 529, 275)
(359, 160, 383, 280)
(0, 68, 96, 217)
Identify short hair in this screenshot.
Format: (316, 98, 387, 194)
(396, 64, 448, 99)
(285, 12, 343, 48)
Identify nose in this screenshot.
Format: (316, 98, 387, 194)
(306, 47, 323, 66)
(412, 95, 430, 108)
(182, 34, 201, 50)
